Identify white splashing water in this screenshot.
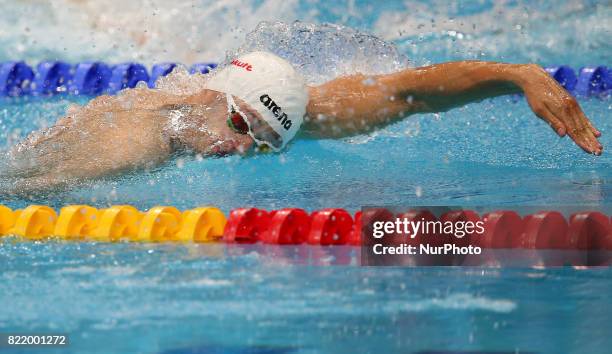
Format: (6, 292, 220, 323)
(374, 0, 611, 66)
(0, 0, 303, 65)
(0, 0, 608, 68)
(226, 21, 409, 85)
(156, 21, 409, 94)
(7, 0, 282, 66)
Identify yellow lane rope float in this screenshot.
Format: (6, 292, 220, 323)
(0, 205, 226, 242)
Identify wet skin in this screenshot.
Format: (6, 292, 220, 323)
(1, 61, 602, 194)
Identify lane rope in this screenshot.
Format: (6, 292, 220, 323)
(1, 205, 611, 250)
(0, 61, 217, 96)
(0, 61, 609, 98)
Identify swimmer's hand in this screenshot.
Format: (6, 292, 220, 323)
(518, 64, 602, 155)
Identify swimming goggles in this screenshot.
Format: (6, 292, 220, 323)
(224, 94, 282, 152)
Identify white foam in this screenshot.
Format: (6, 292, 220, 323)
(1, 0, 607, 70)
(0, 0, 303, 65)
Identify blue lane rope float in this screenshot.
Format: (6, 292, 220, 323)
(0, 61, 609, 98)
(545, 66, 578, 91)
(106, 62, 149, 94)
(32, 61, 72, 95)
(575, 66, 610, 96)
(0, 61, 35, 96)
(68, 62, 112, 95)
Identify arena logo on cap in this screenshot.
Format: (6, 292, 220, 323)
(260, 94, 292, 130)
(231, 59, 252, 71)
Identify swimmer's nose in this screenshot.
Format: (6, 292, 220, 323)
(234, 134, 255, 154)
(212, 134, 254, 156)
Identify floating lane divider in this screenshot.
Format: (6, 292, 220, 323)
(1, 205, 611, 250)
(0, 61, 218, 97)
(0, 61, 608, 97)
(0, 205, 226, 242)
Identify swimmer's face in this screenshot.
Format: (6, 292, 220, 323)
(200, 90, 282, 155)
(182, 91, 255, 156)
(206, 99, 255, 155)
(230, 96, 283, 150)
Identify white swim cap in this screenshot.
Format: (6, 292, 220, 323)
(205, 51, 308, 150)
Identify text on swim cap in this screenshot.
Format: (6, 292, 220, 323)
(231, 59, 252, 71)
(260, 94, 292, 130)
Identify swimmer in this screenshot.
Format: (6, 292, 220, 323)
(1, 51, 603, 194)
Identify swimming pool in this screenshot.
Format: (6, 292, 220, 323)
(1, 1, 611, 353)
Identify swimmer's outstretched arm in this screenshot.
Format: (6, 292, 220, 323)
(1, 91, 180, 194)
(1, 89, 248, 195)
(305, 61, 602, 155)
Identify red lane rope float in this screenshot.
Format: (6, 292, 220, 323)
(568, 211, 612, 250)
(307, 209, 353, 245)
(399, 209, 440, 248)
(566, 212, 612, 266)
(223, 208, 270, 244)
(360, 208, 395, 242)
(520, 211, 569, 249)
(263, 208, 310, 245)
(440, 210, 481, 248)
(480, 211, 523, 248)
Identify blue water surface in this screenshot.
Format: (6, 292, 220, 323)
(0, 1, 611, 353)
(1, 242, 612, 353)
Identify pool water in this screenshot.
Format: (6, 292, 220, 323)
(2, 242, 612, 353)
(1, 1, 611, 353)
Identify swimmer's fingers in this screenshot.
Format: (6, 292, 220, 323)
(577, 105, 601, 137)
(528, 98, 567, 137)
(550, 81, 603, 153)
(530, 99, 601, 155)
(558, 92, 602, 138)
(564, 105, 603, 155)
(542, 107, 566, 137)
(567, 126, 602, 156)
(544, 96, 603, 155)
